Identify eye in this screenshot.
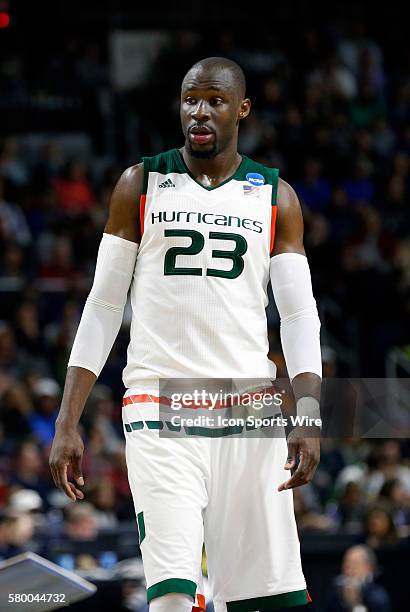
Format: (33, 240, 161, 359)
(185, 96, 196, 105)
(210, 97, 224, 106)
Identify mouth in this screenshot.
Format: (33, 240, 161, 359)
(189, 125, 215, 145)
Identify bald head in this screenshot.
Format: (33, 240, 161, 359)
(180, 56, 250, 159)
(182, 57, 246, 98)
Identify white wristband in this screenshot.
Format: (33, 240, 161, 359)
(296, 397, 321, 427)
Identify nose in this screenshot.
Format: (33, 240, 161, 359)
(192, 100, 210, 122)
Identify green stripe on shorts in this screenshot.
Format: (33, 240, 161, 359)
(137, 511, 145, 545)
(227, 589, 310, 610)
(147, 578, 196, 602)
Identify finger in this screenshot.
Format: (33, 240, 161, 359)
(68, 482, 84, 500)
(278, 451, 310, 491)
(278, 472, 304, 491)
(71, 454, 84, 487)
(284, 440, 298, 470)
(50, 463, 59, 488)
(51, 461, 64, 491)
(303, 452, 320, 484)
(284, 455, 297, 470)
(59, 463, 77, 501)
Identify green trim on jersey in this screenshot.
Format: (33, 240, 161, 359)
(270, 167, 279, 206)
(142, 149, 181, 188)
(141, 149, 279, 201)
(226, 588, 310, 611)
(147, 578, 197, 602)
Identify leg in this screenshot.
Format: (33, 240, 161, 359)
(123, 395, 208, 609)
(150, 593, 194, 611)
(205, 435, 310, 610)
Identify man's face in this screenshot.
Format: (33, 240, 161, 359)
(342, 548, 372, 579)
(180, 67, 250, 159)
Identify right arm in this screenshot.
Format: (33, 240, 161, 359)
(49, 164, 143, 501)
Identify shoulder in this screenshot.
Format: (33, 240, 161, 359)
(141, 149, 181, 176)
(276, 177, 304, 222)
(363, 582, 391, 607)
(104, 163, 144, 242)
(114, 163, 144, 198)
(271, 178, 305, 255)
(277, 177, 300, 207)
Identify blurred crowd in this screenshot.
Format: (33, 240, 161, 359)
(0, 19, 409, 610)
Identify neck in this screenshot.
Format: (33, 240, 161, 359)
(181, 143, 242, 186)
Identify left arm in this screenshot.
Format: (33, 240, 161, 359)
(270, 178, 321, 491)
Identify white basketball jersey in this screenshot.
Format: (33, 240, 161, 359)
(122, 148, 279, 389)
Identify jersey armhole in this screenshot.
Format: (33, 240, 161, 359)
(270, 168, 279, 255)
(139, 157, 150, 238)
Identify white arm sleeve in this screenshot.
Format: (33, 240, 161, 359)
(270, 252, 322, 381)
(68, 233, 138, 377)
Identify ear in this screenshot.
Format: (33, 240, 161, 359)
(238, 98, 251, 121)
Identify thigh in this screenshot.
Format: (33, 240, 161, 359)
(204, 436, 308, 610)
(123, 396, 208, 607)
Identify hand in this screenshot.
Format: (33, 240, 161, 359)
(342, 581, 362, 607)
(49, 425, 85, 502)
(278, 425, 320, 491)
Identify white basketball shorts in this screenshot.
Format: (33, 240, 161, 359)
(122, 389, 311, 611)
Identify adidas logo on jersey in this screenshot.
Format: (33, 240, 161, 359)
(159, 179, 176, 188)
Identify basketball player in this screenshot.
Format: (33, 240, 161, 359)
(50, 57, 322, 611)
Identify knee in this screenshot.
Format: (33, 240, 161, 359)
(149, 592, 194, 611)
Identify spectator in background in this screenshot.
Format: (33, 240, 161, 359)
(307, 55, 358, 101)
(53, 160, 95, 216)
(45, 502, 103, 571)
(29, 378, 60, 448)
(43, 299, 80, 386)
(379, 479, 410, 536)
(0, 322, 44, 379)
(325, 544, 391, 611)
(13, 301, 44, 358)
(335, 481, 367, 534)
(31, 141, 64, 191)
(293, 487, 337, 533)
(350, 81, 385, 130)
(0, 175, 31, 247)
(87, 478, 119, 529)
(9, 440, 51, 503)
(8, 488, 43, 514)
(294, 158, 331, 212)
(372, 118, 396, 160)
(83, 384, 122, 453)
(7, 488, 45, 532)
(0, 509, 35, 561)
(0, 383, 33, 442)
(0, 511, 18, 560)
(362, 504, 398, 549)
(343, 158, 375, 206)
(39, 235, 78, 283)
(0, 137, 29, 188)
(365, 441, 410, 499)
(64, 502, 99, 542)
(0, 244, 25, 285)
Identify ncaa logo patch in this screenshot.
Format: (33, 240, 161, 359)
(246, 172, 265, 186)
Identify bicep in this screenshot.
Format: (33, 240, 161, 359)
(271, 178, 305, 257)
(104, 163, 143, 243)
